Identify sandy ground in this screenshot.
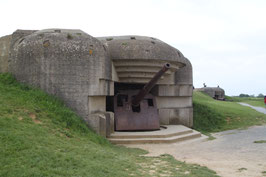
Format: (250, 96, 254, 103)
(127, 103, 266, 177)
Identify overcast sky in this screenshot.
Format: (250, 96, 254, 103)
(1, 0, 265, 96)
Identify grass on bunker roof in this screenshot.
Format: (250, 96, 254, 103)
(193, 91, 266, 135)
(0, 73, 219, 177)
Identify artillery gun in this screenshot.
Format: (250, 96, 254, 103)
(114, 63, 171, 131)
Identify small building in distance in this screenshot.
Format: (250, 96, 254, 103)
(195, 86, 225, 100)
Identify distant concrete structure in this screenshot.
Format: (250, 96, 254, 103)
(0, 29, 193, 137)
(195, 86, 225, 100)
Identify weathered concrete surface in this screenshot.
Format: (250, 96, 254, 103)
(0, 35, 12, 73)
(128, 125, 266, 177)
(175, 57, 193, 85)
(158, 108, 193, 126)
(151, 85, 193, 96)
(9, 29, 113, 136)
(98, 36, 186, 85)
(239, 102, 266, 114)
(98, 36, 186, 65)
(98, 36, 193, 128)
(150, 57, 193, 127)
(108, 125, 204, 144)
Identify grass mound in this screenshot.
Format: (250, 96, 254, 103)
(0, 73, 218, 177)
(226, 96, 265, 108)
(193, 91, 266, 134)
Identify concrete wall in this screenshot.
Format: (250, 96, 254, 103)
(152, 57, 193, 127)
(174, 58, 193, 127)
(156, 97, 192, 108)
(98, 36, 186, 84)
(151, 85, 193, 97)
(175, 57, 193, 85)
(0, 35, 12, 73)
(9, 29, 113, 136)
(158, 108, 193, 126)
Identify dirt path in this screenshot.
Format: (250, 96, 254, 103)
(127, 126, 266, 177)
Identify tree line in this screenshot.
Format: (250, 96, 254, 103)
(239, 93, 264, 98)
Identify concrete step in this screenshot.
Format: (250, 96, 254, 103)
(107, 125, 202, 144)
(108, 125, 193, 139)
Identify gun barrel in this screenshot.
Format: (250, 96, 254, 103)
(131, 63, 171, 106)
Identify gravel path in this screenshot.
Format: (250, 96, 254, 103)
(128, 126, 266, 177)
(127, 103, 266, 177)
(239, 102, 266, 114)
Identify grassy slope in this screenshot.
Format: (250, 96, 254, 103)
(226, 96, 265, 108)
(193, 91, 266, 134)
(0, 73, 218, 177)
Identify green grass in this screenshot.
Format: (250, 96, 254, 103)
(226, 96, 265, 108)
(238, 168, 247, 172)
(193, 91, 266, 134)
(254, 140, 266, 143)
(0, 73, 219, 177)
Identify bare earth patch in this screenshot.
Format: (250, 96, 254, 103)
(29, 113, 42, 124)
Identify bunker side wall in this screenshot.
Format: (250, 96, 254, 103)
(9, 29, 114, 136)
(0, 35, 12, 73)
(153, 84, 193, 127)
(174, 57, 193, 127)
(203, 90, 215, 98)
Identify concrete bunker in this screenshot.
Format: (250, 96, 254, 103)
(99, 36, 193, 133)
(195, 86, 225, 100)
(0, 30, 193, 137)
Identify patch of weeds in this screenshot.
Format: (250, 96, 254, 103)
(0, 73, 17, 85)
(199, 132, 216, 140)
(106, 37, 113, 41)
(254, 140, 266, 143)
(122, 42, 128, 45)
(135, 154, 219, 177)
(262, 171, 266, 176)
(67, 33, 73, 40)
(238, 167, 247, 172)
(43, 40, 50, 48)
(207, 134, 216, 140)
(38, 33, 44, 37)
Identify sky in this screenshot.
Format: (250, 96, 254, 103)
(0, 0, 265, 96)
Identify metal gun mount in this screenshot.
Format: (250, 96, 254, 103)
(114, 63, 171, 131)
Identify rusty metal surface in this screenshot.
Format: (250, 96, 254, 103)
(131, 63, 171, 106)
(114, 64, 171, 131)
(114, 90, 160, 131)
